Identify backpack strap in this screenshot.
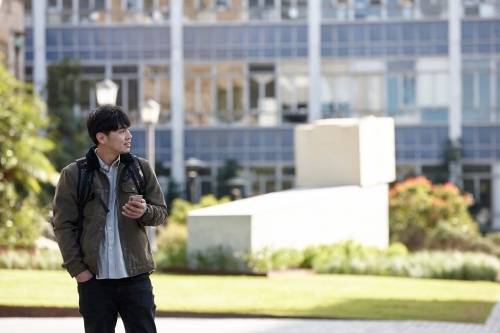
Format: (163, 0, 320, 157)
(75, 157, 109, 245)
(125, 155, 147, 197)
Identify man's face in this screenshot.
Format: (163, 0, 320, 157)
(101, 126, 132, 155)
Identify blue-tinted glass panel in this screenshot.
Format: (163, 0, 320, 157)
(249, 132, 260, 147)
(46, 29, 58, 46)
(25, 29, 33, 48)
(418, 23, 431, 40)
(353, 24, 365, 41)
(477, 21, 491, 39)
(249, 152, 260, 161)
(435, 22, 447, 40)
(281, 130, 293, 146)
(478, 150, 491, 158)
(403, 129, 416, 144)
(62, 29, 74, 46)
(217, 152, 228, 161)
(78, 30, 90, 46)
(403, 24, 414, 40)
(200, 153, 212, 162)
(264, 131, 276, 146)
(110, 30, 123, 45)
(479, 73, 490, 108)
(94, 29, 107, 45)
(199, 28, 210, 45)
(249, 27, 261, 44)
(462, 22, 474, 39)
(158, 130, 171, 147)
(25, 51, 33, 61)
(200, 132, 212, 148)
(338, 25, 349, 42)
(369, 24, 381, 41)
(421, 128, 433, 144)
(184, 28, 196, 44)
(478, 128, 492, 144)
(231, 27, 245, 44)
(404, 151, 416, 159)
(233, 132, 245, 147)
(215, 27, 228, 44)
(297, 26, 307, 43)
(404, 76, 415, 107)
(387, 24, 398, 40)
(462, 73, 474, 108)
(158, 28, 169, 45)
(264, 26, 276, 43)
(436, 128, 448, 144)
(281, 151, 293, 161)
(216, 132, 229, 147)
(478, 44, 491, 53)
(185, 134, 196, 148)
(280, 26, 292, 43)
(387, 76, 398, 110)
(321, 25, 332, 42)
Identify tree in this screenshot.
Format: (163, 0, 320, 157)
(0, 62, 59, 249)
(216, 159, 240, 199)
(45, 57, 90, 172)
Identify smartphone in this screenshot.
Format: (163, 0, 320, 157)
(129, 195, 143, 202)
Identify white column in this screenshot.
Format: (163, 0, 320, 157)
(170, 1, 185, 187)
(307, 0, 321, 123)
(492, 164, 500, 230)
(33, 0, 47, 98)
(448, 0, 462, 187)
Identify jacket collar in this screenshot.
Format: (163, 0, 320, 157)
(85, 146, 135, 170)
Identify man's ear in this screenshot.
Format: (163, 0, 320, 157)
(96, 132, 107, 145)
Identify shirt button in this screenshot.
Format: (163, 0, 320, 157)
(99, 227, 103, 230)
(104, 189, 109, 193)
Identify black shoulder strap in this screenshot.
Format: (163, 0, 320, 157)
(76, 157, 109, 245)
(126, 155, 147, 197)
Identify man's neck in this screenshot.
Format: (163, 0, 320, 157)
(95, 147, 119, 167)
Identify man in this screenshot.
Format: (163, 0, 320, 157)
(53, 104, 168, 333)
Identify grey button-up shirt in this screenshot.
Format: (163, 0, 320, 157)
(95, 151, 128, 279)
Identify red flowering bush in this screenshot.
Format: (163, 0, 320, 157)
(389, 176, 478, 250)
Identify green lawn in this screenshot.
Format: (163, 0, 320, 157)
(1, 269, 500, 323)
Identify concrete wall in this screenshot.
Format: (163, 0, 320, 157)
(187, 184, 389, 266)
(295, 117, 396, 188)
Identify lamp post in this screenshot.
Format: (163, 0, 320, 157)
(140, 99, 160, 251)
(226, 177, 247, 200)
(95, 79, 119, 106)
(185, 158, 207, 204)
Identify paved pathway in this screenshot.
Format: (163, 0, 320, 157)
(1, 301, 500, 333)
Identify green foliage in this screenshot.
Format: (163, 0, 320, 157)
(169, 194, 230, 224)
(0, 250, 63, 270)
(154, 240, 187, 270)
(389, 176, 478, 250)
(190, 246, 244, 272)
(0, 62, 58, 249)
(216, 159, 240, 198)
(245, 247, 305, 273)
(45, 57, 89, 172)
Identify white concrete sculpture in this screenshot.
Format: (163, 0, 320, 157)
(187, 117, 396, 267)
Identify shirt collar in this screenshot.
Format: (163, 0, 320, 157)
(94, 148, 120, 173)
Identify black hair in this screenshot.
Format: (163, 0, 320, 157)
(86, 105, 131, 145)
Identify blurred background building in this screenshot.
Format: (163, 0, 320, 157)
(0, 0, 25, 80)
(18, 0, 500, 228)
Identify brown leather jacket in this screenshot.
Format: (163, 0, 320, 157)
(53, 147, 168, 278)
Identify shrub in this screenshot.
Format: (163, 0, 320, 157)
(389, 176, 478, 250)
(0, 249, 63, 270)
(154, 240, 188, 270)
(190, 246, 244, 272)
(169, 194, 230, 224)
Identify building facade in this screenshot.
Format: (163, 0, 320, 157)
(0, 0, 25, 80)
(23, 0, 500, 229)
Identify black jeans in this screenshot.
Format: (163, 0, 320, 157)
(77, 273, 157, 333)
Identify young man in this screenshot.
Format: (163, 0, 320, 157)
(53, 105, 168, 333)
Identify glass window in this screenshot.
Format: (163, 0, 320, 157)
(387, 76, 399, 110)
(128, 79, 138, 111)
(479, 73, 490, 108)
